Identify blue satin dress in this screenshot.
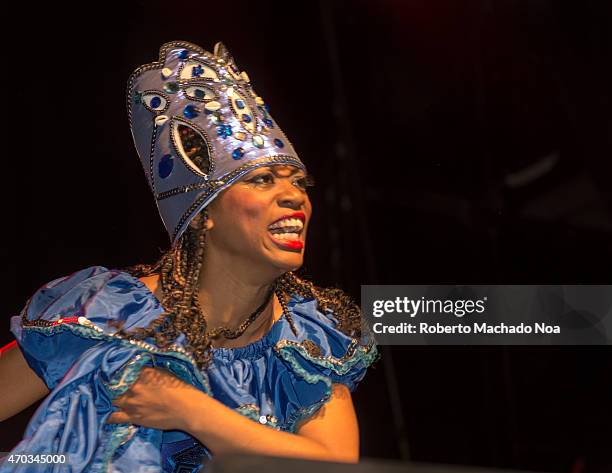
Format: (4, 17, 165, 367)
(4, 266, 377, 473)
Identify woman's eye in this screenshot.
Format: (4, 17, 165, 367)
(293, 175, 315, 190)
(246, 172, 314, 188)
(248, 173, 274, 185)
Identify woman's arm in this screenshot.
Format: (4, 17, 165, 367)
(0, 342, 50, 421)
(109, 368, 359, 463)
(185, 382, 358, 462)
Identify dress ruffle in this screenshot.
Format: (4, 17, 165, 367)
(5, 266, 377, 472)
(12, 266, 166, 390)
(208, 296, 377, 433)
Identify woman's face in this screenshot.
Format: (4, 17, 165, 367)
(205, 165, 312, 276)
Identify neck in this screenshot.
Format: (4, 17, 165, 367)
(196, 246, 284, 346)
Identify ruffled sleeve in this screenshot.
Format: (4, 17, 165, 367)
(10, 265, 164, 389)
(4, 331, 210, 473)
(273, 297, 378, 431)
(5, 266, 211, 473)
(276, 297, 378, 393)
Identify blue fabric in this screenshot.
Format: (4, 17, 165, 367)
(3, 266, 377, 473)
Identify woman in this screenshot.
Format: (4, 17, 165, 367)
(0, 41, 377, 472)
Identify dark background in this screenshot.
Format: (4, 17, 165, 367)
(2, 1, 611, 472)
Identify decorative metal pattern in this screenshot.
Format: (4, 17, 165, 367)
(275, 337, 376, 368)
(140, 90, 171, 114)
(169, 117, 215, 179)
(235, 404, 280, 429)
(127, 40, 306, 245)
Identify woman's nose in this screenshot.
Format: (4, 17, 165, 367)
(276, 180, 304, 209)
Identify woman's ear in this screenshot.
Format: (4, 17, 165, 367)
(205, 214, 214, 231)
(188, 211, 214, 231)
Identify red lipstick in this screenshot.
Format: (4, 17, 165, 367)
(273, 240, 304, 250)
(268, 232, 305, 251)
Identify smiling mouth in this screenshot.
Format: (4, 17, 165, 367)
(267, 213, 305, 250)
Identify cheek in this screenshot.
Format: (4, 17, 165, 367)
(215, 192, 269, 243)
(226, 193, 266, 223)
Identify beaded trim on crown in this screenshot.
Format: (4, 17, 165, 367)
(127, 41, 306, 246)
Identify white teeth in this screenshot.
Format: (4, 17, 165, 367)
(271, 232, 299, 241)
(268, 217, 304, 230)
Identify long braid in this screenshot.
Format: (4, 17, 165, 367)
(277, 271, 363, 338)
(118, 211, 212, 369)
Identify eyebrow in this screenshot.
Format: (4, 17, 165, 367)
(267, 166, 304, 176)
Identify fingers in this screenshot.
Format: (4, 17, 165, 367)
(131, 367, 160, 387)
(112, 395, 128, 408)
(107, 411, 131, 424)
(136, 367, 185, 388)
(139, 367, 155, 379)
(111, 397, 131, 414)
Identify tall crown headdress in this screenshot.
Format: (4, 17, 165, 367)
(128, 41, 305, 246)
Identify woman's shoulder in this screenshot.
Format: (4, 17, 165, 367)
(19, 265, 163, 332)
(20, 265, 110, 320)
(282, 292, 378, 374)
(138, 273, 163, 302)
(11, 265, 164, 390)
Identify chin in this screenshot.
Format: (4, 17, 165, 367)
(274, 255, 304, 273)
(262, 238, 306, 273)
(265, 249, 305, 274)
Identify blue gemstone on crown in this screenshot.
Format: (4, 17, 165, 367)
(159, 154, 174, 178)
(235, 99, 245, 109)
(274, 138, 284, 148)
(264, 118, 274, 128)
(150, 96, 162, 109)
(232, 147, 245, 160)
(241, 114, 252, 123)
(217, 124, 232, 138)
(192, 65, 204, 77)
(183, 105, 200, 119)
(178, 50, 189, 60)
(194, 89, 205, 98)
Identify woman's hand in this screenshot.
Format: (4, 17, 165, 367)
(107, 366, 205, 431)
(108, 370, 359, 463)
